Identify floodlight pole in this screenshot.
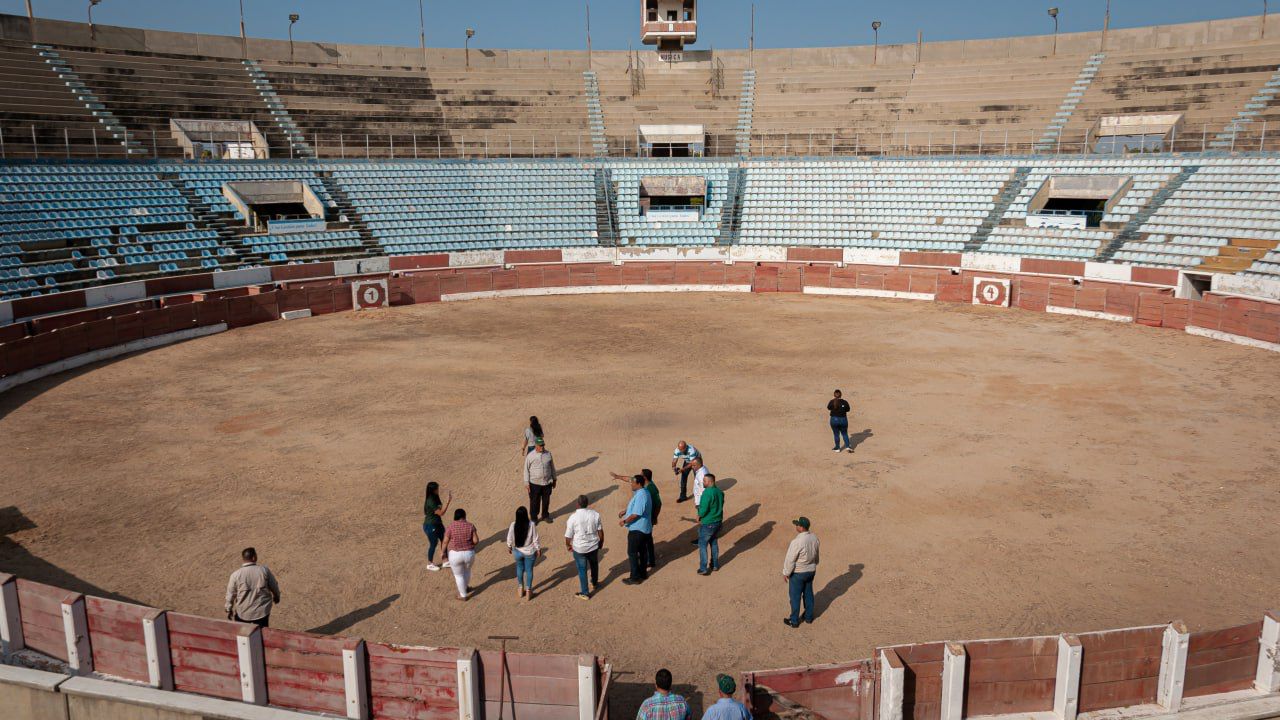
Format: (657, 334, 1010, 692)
(872, 21, 881, 65)
(586, 0, 592, 69)
(1048, 7, 1060, 56)
(88, 0, 101, 43)
(1264, 0, 1270, 39)
(1102, 0, 1110, 50)
(25, 0, 35, 42)
(749, 3, 755, 63)
(419, 0, 427, 67)
(465, 28, 475, 69)
(288, 14, 299, 61)
(239, 0, 247, 58)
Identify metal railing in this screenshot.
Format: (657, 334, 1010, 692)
(1, 122, 1276, 161)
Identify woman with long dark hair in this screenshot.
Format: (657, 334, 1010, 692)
(506, 505, 542, 600)
(519, 416, 544, 455)
(423, 481, 452, 572)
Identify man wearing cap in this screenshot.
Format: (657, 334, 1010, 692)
(671, 441, 701, 503)
(782, 517, 820, 628)
(702, 674, 752, 720)
(524, 439, 558, 524)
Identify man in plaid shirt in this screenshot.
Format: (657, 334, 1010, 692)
(637, 668, 691, 720)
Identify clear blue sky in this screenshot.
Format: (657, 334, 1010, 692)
(2, 0, 1270, 50)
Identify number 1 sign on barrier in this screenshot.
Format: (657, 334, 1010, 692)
(351, 280, 389, 310)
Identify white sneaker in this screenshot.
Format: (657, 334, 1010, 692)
(426, 563, 441, 572)
(441, 561, 451, 568)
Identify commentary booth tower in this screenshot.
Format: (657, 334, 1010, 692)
(641, 0, 698, 56)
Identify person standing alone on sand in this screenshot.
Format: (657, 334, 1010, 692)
(519, 416, 544, 455)
(443, 509, 480, 601)
(827, 390, 852, 453)
(524, 438, 558, 523)
(225, 547, 280, 628)
(423, 482, 452, 572)
(782, 517, 820, 627)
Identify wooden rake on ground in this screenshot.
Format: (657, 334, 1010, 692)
(488, 634, 520, 720)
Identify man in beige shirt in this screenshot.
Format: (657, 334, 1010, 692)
(225, 547, 281, 628)
(782, 517, 819, 628)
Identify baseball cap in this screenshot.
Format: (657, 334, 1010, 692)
(792, 517, 811, 530)
(717, 674, 736, 695)
(535, 437, 545, 446)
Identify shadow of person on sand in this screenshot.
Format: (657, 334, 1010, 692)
(0, 506, 144, 604)
(596, 502, 762, 588)
(716, 520, 776, 569)
(813, 563, 865, 619)
(846, 429, 874, 453)
(307, 594, 401, 634)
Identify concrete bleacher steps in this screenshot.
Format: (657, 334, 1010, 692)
(966, 167, 1031, 251)
(592, 166, 619, 245)
(1210, 65, 1280, 149)
(583, 71, 608, 157)
(595, 67, 742, 156)
(242, 60, 314, 158)
(1034, 53, 1105, 153)
(734, 70, 756, 155)
(1101, 166, 1198, 261)
(1199, 237, 1279, 272)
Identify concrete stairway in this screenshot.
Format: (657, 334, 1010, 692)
(162, 173, 244, 267)
(717, 165, 745, 245)
(1199, 238, 1279, 273)
(317, 173, 380, 256)
(734, 70, 756, 155)
(1209, 67, 1280, 149)
(584, 71, 609, 156)
(243, 60, 314, 159)
(1034, 54, 1105, 153)
(31, 45, 144, 156)
(593, 166, 619, 245)
(965, 167, 1031, 251)
(1098, 166, 1198, 261)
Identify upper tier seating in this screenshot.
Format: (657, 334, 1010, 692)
(0, 40, 120, 159)
(594, 67, 741, 156)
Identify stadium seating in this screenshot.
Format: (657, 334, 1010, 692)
(610, 161, 731, 247)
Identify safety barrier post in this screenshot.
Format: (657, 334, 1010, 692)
(1053, 634, 1082, 720)
(0, 573, 23, 657)
(237, 624, 267, 704)
(940, 643, 966, 720)
(343, 638, 370, 719)
(61, 592, 92, 676)
(1258, 611, 1280, 692)
(142, 609, 174, 690)
(1157, 621, 1190, 711)
(878, 649, 904, 720)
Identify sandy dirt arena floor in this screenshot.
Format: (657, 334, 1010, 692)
(1, 292, 1279, 713)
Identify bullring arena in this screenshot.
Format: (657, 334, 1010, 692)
(1, 6, 1279, 720)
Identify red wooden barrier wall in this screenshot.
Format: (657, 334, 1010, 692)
(478, 651, 582, 720)
(1184, 620, 1265, 698)
(15, 578, 68, 660)
(165, 611, 245, 701)
(1076, 626, 1164, 712)
(261, 628, 348, 715)
(367, 642, 459, 720)
(886, 642, 946, 720)
(962, 636, 1058, 716)
(746, 660, 870, 720)
(83, 596, 150, 683)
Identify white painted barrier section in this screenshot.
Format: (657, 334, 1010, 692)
(962, 253, 1022, 273)
(577, 655, 598, 720)
(84, 280, 146, 308)
(1046, 306, 1134, 323)
(1186, 326, 1280, 353)
(940, 643, 966, 720)
(845, 248, 901, 267)
(280, 309, 312, 320)
(1213, 272, 1280, 302)
(0, 323, 228, 395)
(334, 257, 390, 276)
(450, 250, 505, 267)
(1258, 611, 1280, 693)
(213, 267, 271, 289)
(731, 245, 789, 263)
(60, 594, 92, 676)
(442, 285, 752, 302)
(142, 610, 173, 691)
(237, 625, 266, 705)
(456, 649, 480, 720)
(1054, 634, 1083, 720)
(342, 639, 369, 720)
(803, 287, 935, 301)
(1085, 262, 1133, 283)
(878, 649, 904, 720)
(0, 574, 24, 657)
(562, 247, 618, 264)
(1157, 621, 1190, 711)
(618, 246, 731, 262)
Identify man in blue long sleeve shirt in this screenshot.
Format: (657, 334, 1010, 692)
(618, 475, 652, 584)
(701, 675, 752, 720)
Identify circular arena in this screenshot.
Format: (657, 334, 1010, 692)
(1, 6, 1280, 720)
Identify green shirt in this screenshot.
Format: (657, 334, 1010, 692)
(424, 494, 443, 528)
(697, 486, 724, 525)
(645, 481, 662, 524)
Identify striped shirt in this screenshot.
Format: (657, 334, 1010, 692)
(445, 520, 477, 551)
(672, 444, 701, 463)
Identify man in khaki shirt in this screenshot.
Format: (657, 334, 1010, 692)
(782, 517, 820, 628)
(225, 547, 281, 628)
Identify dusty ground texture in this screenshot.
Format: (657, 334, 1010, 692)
(2, 293, 1279, 713)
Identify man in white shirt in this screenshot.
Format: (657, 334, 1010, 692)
(690, 458, 711, 508)
(564, 494, 604, 600)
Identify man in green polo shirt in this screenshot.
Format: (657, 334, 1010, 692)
(696, 474, 724, 576)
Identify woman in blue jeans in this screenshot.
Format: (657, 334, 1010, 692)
(827, 389, 852, 453)
(506, 506, 542, 601)
(422, 482, 452, 571)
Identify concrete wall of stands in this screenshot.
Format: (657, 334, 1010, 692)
(0, 574, 609, 720)
(1, 248, 1280, 389)
(744, 612, 1280, 720)
(2, 11, 1279, 70)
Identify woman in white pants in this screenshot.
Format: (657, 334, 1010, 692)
(442, 508, 480, 601)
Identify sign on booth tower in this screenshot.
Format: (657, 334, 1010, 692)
(641, 0, 697, 52)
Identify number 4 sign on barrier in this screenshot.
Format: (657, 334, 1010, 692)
(972, 277, 1011, 307)
(352, 279, 389, 310)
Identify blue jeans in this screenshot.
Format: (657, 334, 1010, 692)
(698, 522, 721, 572)
(789, 571, 816, 624)
(830, 416, 851, 449)
(513, 550, 535, 588)
(573, 548, 600, 595)
(423, 522, 444, 563)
